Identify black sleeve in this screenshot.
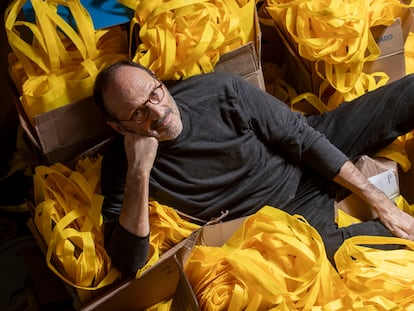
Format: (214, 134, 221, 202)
(104, 221, 150, 275)
(232, 76, 349, 179)
(101, 135, 150, 275)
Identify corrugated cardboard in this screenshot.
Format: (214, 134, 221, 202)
(27, 216, 193, 310)
(214, 8, 265, 91)
(363, 18, 405, 82)
(335, 156, 399, 221)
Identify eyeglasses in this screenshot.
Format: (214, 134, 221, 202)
(117, 81, 165, 124)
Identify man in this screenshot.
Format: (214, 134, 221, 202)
(93, 60, 414, 275)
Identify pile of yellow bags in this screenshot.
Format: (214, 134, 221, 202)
(119, 0, 256, 80)
(33, 155, 199, 292)
(5, 0, 129, 125)
(185, 205, 414, 310)
(265, 0, 414, 106)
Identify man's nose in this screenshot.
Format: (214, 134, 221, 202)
(148, 102, 164, 119)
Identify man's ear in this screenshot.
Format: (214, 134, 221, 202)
(107, 120, 126, 135)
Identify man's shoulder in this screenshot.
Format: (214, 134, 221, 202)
(168, 71, 243, 96)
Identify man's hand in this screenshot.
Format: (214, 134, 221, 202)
(374, 197, 414, 241)
(124, 132, 158, 174)
(334, 160, 414, 241)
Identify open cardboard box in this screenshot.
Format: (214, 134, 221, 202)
(26, 215, 198, 311)
(214, 7, 265, 91)
(363, 18, 406, 83)
(267, 10, 407, 96)
(173, 217, 248, 311)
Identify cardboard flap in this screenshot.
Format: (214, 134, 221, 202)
(34, 97, 113, 153)
(81, 255, 180, 311)
(33, 97, 115, 164)
(370, 18, 404, 57)
(199, 217, 246, 247)
(215, 42, 259, 77)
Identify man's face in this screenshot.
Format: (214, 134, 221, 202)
(104, 66, 183, 142)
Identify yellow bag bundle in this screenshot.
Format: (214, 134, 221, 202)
(119, 0, 256, 80)
(335, 236, 414, 309)
(5, 0, 129, 125)
(33, 157, 121, 290)
(33, 155, 200, 294)
(265, 0, 413, 98)
(184, 206, 349, 311)
(185, 205, 414, 310)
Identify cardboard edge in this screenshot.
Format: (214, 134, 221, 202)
(27, 216, 189, 310)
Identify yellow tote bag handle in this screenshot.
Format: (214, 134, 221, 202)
(185, 206, 348, 310)
(265, 0, 407, 95)
(33, 162, 121, 290)
(334, 235, 414, 307)
(130, 0, 254, 80)
(5, 0, 50, 75)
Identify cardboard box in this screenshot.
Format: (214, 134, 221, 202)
(363, 18, 406, 83)
(335, 155, 399, 221)
(8, 68, 116, 166)
(271, 13, 406, 96)
(173, 217, 247, 310)
(27, 217, 194, 310)
(214, 41, 265, 91)
(214, 8, 265, 91)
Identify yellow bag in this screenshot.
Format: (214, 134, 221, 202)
(184, 206, 349, 310)
(121, 0, 255, 80)
(265, 0, 413, 106)
(335, 236, 414, 309)
(5, 0, 129, 125)
(33, 158, 121, 291)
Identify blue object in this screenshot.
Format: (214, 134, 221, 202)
(22, 0, 134, 30)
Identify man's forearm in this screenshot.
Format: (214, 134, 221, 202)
(333, 160, 390, 215)
(106, 169, 151, 275)
(119, 169, 150, 237)
(333, 160, 414, 241)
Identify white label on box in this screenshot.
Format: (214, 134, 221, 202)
(368, 169, 399, 200)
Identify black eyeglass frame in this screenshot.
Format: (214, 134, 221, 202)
(116, 81, 165, 124)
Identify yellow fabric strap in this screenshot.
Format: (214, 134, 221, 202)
(127, 0, 255, 80)
(184, 206, 349, 310)
(265, 0, 410, 94)
(33, 157, 121, 290)
(186, 205, 414, 310)
(334, 235, 414, 308)
(375, 133, 412, 172)
(406, 32, 414, 75)
(5, 0, 128, 124)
